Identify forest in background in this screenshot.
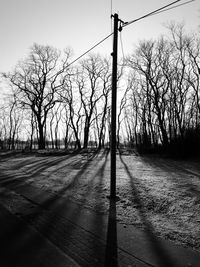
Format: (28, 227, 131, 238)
(0, 23, 200, 156)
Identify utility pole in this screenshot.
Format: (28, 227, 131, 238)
(109, 1, 190, 199)
(110, 13, 119, 200)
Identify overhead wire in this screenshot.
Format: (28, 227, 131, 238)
(56, 0, 194, 74)
(146, 0, 195, 17)
(66, 33, 113, 69)
(118, 0, 195, 59)
(50, 32, 113, 80)
(59, 0, 115, 73)
(123, 0, 182, 28)
(56, 0, 115, 75)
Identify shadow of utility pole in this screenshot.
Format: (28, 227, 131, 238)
(105, 198, 118, 267)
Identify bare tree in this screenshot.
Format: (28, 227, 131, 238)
(61, 69, 82, 149)
(117, 85, 130, 148)
(127, 39, 171, 147)
(3, 43, 72, 149)
(79, 55, 105, 149)
(62, 103, 71, 149)
(95, 58, 112, 149)
(125, 23, 200, 154)
(185, 33, 200, 126)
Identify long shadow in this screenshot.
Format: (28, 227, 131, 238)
(1, 149, 120, 266)
(105, 198, 118, 267)
(0, 150, 100, 264)
(6, 150, 110, 264)
(91, 150, 119, 266)
(0, 149, 82, 175)
(16, 149, 101, 212)
(0, 202, 72, 267)
(141, 154, 200, 180)
(78, 149, 118, 266)
(0, 149, 100, 217)
(30, 148, 115, 266)
(141, 155, 200, 199)
(40, 149, 100, 204)
(79, 149, 118, 265)
(119, 151, 176, 267)
(0, 150, 87, 188)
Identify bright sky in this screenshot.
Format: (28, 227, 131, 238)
(0, 0, 199, 73)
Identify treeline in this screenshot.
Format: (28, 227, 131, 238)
(124, 24, 200, 155)
(1, 46, 113, 150)
(0, 24, 200, 155)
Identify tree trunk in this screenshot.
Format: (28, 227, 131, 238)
(38, 122, 45, 149)
(83, 125, 89, 149)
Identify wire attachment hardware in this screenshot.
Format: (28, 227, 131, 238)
(119, 22, 123, 32)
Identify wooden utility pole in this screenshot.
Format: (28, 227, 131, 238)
(110, 13, 119, 199)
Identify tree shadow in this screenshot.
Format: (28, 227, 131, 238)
(0, 203, 70, 267)
(0, 149, 114, 266)
(119, 151, 176, 267)
(140, 155, 200, 198)
(0, 149, 100, 190)
(80, 149, 119, 265)
(0, 149, 121, 266)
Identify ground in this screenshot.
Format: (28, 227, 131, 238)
(0, 149, 199, 253)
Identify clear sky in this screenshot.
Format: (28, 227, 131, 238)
(0, 0, 199, 73)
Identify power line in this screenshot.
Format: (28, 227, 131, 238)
(123, 0, 182, 28)
(147, 0, 195, 17)
(118, 0, 195, 58)
(59, 0, 115, 72)
(55, 0, 194, 74)
(66, 33, 113, 69)
(50, 32, 113, 80)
